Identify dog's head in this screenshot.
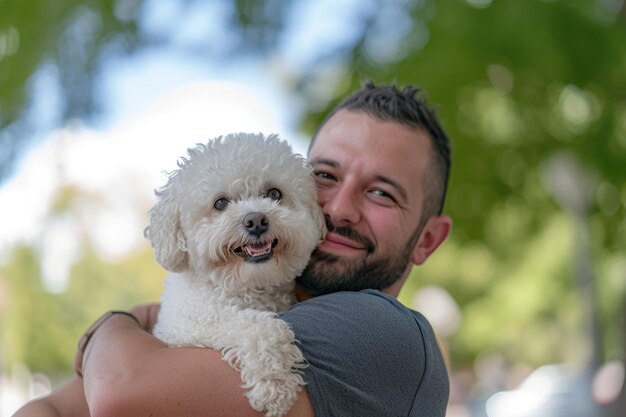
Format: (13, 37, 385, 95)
(145, 133, 325, 291)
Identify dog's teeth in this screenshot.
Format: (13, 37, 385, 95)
(244, 242, 272, 257)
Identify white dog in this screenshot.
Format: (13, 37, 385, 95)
(145, 133, 326, 417)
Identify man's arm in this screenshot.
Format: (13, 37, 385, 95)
(81, 314, 314, 417)
(12, 377, 89, 417)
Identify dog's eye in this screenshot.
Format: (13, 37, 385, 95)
(214, 197, 230, 211)
(266, 188, 282, 201)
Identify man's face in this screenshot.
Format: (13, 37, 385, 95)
(297, 109, 433, 295)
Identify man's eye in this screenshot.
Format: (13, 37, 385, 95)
(370, 189, 396, 203)
(266, 188, 282, 201)
(314, 171, 336, 181)
(214, 197, 230, 210)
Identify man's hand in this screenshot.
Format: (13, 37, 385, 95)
(73, 305, 160, 377)
(13, 378, 89, 417)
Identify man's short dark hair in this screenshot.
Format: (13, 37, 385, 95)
(309, 81, 451, 222)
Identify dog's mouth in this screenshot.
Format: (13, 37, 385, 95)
(232, 239, 278, 263)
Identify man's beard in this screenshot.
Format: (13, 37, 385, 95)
(296, 219, 424, 296)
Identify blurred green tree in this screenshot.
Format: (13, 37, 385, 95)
(297, 0, 626, 373)
(0, 242, 164, 375)
(1, 0, 625, 400)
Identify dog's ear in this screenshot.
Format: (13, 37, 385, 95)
(145, 195, 189, 272)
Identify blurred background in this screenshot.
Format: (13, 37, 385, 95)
(1, 0, 625, 416)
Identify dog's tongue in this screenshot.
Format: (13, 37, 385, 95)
(244, 241, 272, 257)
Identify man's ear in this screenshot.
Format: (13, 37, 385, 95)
(411, 215, 452, 266)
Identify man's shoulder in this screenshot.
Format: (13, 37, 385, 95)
(287, 289, 427, 323)
(281, 290, 449, 417)
(290, 288, 403, 308)
(282, 289, 434, 345)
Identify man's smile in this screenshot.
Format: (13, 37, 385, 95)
(319, 232, 369, 256)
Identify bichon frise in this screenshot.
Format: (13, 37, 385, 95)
(145, 133, 326, 417)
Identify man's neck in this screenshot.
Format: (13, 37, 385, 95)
(293, 281, 404, 302)
(294, 284, 314, 302)
(382, 279, 403, 298)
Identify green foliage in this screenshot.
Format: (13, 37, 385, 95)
(0, 0, 289, 181)
(299, 0, 626, 368)
(1, 0, 625, 374)
(400, 213, 584, 366)
(0, 243, 164, 374)
(0, 0, 142, 180)
(1, 246, 68, 373)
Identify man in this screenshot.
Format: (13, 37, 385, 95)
(15, 81, 452, 417)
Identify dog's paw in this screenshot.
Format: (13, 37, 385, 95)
(239, 330, 306, 417)
(246, 372, 304, 417)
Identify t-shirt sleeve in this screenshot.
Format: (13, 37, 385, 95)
(280, 290, 449, 417)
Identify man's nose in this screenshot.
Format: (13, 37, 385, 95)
(322, 184, 361, 227)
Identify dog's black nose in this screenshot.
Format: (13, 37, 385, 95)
(243, 212, 269, 237)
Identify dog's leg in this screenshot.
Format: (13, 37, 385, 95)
(155, 298, 305, 417)
(218, 309, 306, 417)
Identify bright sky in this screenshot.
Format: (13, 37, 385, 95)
(0, 0, 365, 292)
(1, 79, 304, 291)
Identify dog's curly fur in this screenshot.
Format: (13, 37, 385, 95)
(145, 133, 325, 417)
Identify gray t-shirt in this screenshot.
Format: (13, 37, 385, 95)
(281, 289, 449, 416)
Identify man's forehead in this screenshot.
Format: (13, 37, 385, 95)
(309, 112, 431, 167)
(308, 110, 431, 204)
